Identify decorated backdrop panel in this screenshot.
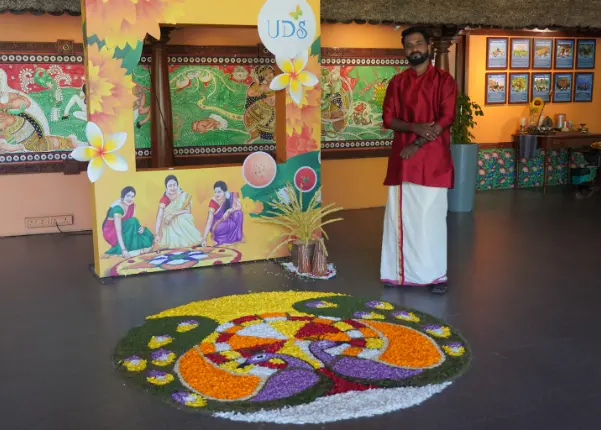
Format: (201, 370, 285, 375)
(81, 0, 322, 278)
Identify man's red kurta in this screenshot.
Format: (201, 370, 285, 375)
(382, 64, 457, 188)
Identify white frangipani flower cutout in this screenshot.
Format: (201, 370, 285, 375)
(71, 121, 128, 183)
(269, 50, 318, 105)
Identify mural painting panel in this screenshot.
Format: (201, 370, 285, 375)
(0, 45, 89, 171)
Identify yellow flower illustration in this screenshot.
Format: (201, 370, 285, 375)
(84, 0, 185, 50)
(70, 122, 128, 182)
(86, 43, 135, 130)
(270, 50, 319, 105)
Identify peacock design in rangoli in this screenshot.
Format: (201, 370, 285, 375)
(115, 294, 469, 414)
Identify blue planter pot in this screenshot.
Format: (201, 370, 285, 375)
(448, 143, 479, 212)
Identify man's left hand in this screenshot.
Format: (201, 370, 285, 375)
(400, 144, 419, 159)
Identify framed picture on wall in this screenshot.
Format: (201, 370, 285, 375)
(574, 72, 594, 102)
(486, 37, 508, 69)
(554, 39, 575, 69)
(510, 38, 531, 69)
(532, 38, 553, 69)
(485, 72, 507, 104)
(531, 73, 552, 102)
(553, 72, 574, 103)
(509, 73, 530, 104)
(576, 39, 596, 69)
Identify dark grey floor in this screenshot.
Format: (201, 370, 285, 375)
(1, 189, 600, 430)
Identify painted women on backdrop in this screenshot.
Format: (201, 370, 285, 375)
(243, 65, 276, 144)
(102, 186, 154, 258)
(201, 181, 244, 247)
(155, 175, 203, 249)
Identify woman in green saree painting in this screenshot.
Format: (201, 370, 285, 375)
(102, 186, 154, 258)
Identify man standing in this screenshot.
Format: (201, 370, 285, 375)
(380, 26, 457, 295)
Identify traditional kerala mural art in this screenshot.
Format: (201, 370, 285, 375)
(320, 62, 405, 145)
(80, 0, 322, 278)
(132, 58, 279, 154)
(0, 44, 89, 169)
(130, 47, 407, 160)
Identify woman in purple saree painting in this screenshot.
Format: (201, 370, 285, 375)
(201, 181, 244, 247)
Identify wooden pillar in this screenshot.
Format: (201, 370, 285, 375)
(454, 34, 466, 94)
(430, 26, 459, 73)
(149, 27, 175, 168)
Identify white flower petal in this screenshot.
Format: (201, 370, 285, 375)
(85, 122, 104, 150)
(276, 57, 294, 74)
(297, 70, 318, 87)
(87, 156, 105, 183)
(270, 73, 291, 91)
(293, 50, 309, 73)
(289, 78, 303, 105)
(70, 145, 99, 162)
(103, 132, 127, 153)
(102, 152, 128, 172)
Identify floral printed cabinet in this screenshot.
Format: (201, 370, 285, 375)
(477, 148, 596, 190)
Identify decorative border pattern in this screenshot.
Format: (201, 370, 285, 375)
(0, 152, 73, 164)
(0, 53, 84, 64)
(137, 141, 392, 158)
(174, 144, 276, 156)
(322, 140, 393, 149)
(321, 58, 407, 66)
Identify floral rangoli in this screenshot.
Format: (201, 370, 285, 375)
(114, 292, 470, 423)
(110, 246, 242, 276)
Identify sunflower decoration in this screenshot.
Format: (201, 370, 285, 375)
(529, 97, 546, 127)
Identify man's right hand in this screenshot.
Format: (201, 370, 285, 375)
(411, 122, 438, 141)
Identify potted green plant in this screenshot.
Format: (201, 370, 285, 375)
(448, 94, 484, 213)
(259, 183, 344, 274)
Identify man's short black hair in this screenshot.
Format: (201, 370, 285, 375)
(401, 26, 431, 46)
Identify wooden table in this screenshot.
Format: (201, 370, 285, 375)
(513, 132, 601, 193)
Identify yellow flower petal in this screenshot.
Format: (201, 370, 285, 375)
(102, 152, 128, 172)
(85, 122, 104, 150)
(270, 73, 291, 91)
(289, 78, 303, 105)
(87, 156, 105, 183)
(103, 132, 127, 153)
(276, 57, 294, 74)
(70, 146, 99, 162)
(297, 70, 318, 87)
(293, 50, 309, 73)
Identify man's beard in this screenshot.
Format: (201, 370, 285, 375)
(407, 51, 430, 66)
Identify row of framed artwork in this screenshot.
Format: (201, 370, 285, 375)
(486, 72, 594, 105)
(486, 37, 596, 70)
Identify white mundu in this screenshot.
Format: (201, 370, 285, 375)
(380, 182, 448, 286)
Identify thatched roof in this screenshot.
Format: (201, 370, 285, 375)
(2, 0, 601, 30)
(0, 0, 79, 15)
(321, 0, 601, 30)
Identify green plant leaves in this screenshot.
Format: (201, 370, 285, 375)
(451, 95, 483, 144)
